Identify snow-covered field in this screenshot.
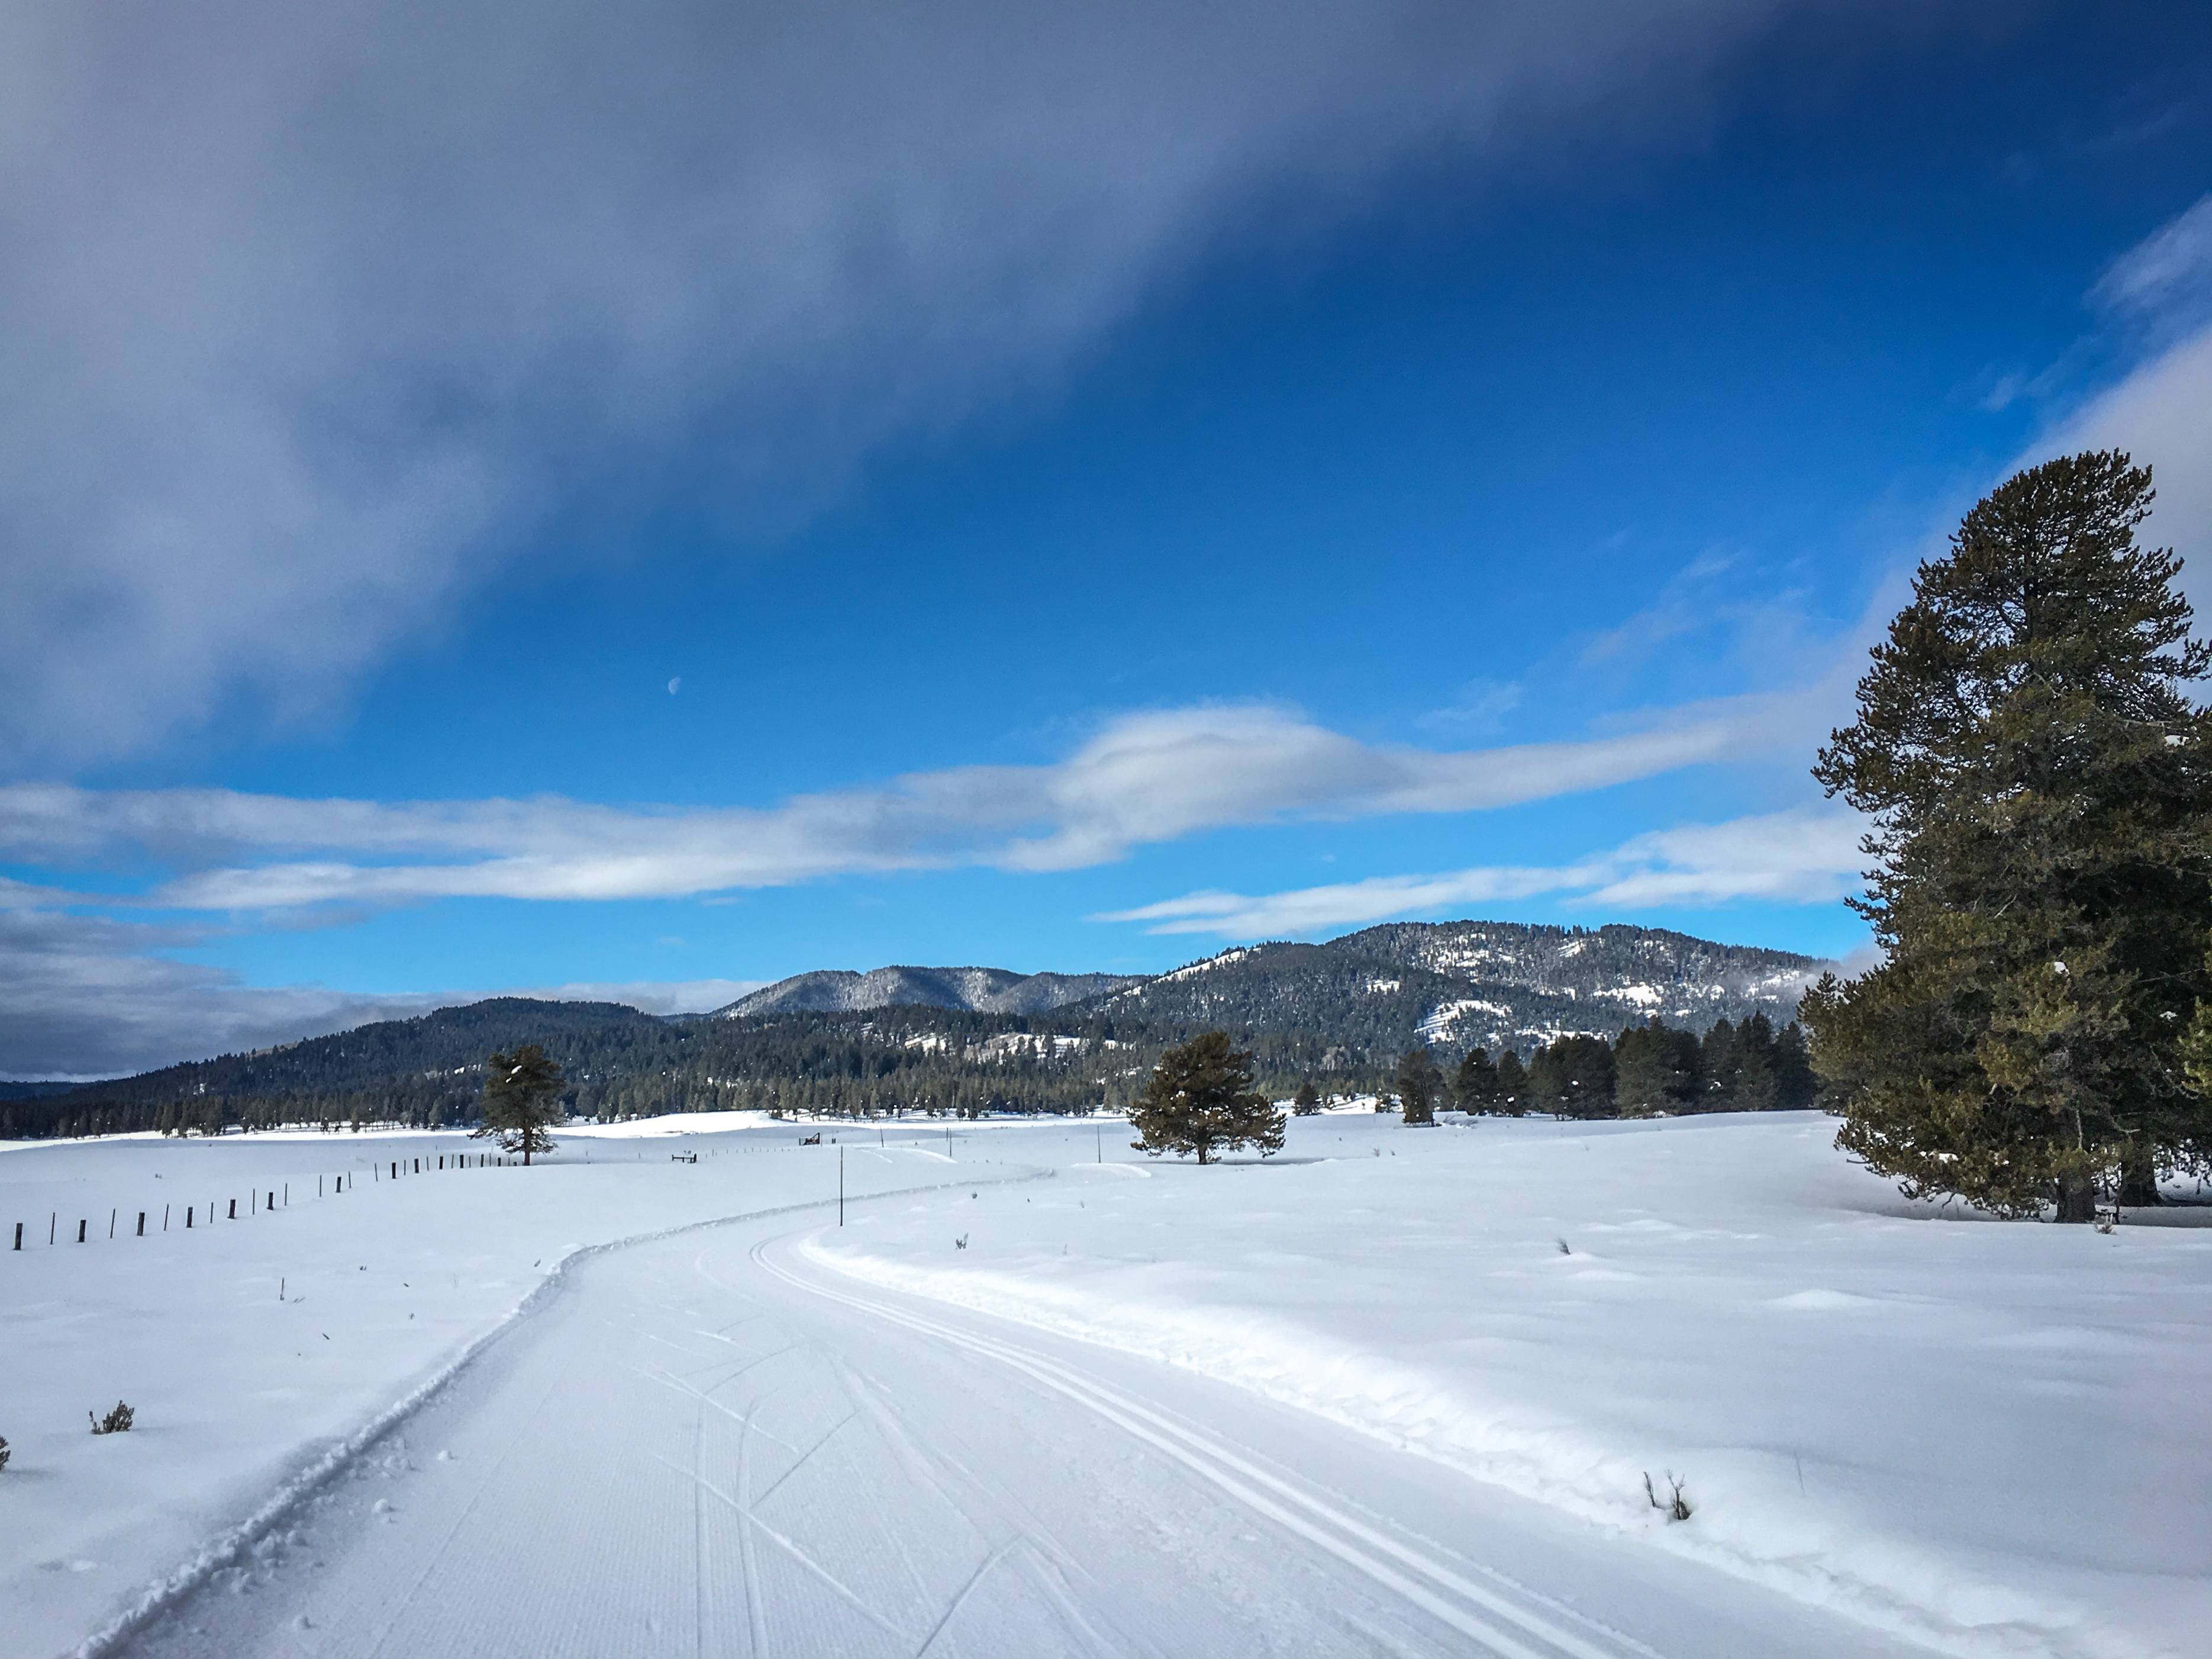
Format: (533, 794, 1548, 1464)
(3, 1109, 2206, 1659)
(0, 1118, 992, 1657)
(810, 1111, 2212, 1659)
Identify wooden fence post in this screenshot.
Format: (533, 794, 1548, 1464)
(137, 1212, 146, 1236)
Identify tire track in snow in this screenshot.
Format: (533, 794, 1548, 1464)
(757, 1238, 1656, 1659)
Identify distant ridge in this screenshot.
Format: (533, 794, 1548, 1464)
(713, 965, 1143, 1019)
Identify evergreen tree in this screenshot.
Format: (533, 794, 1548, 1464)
(1395, 1045, 1444, 1125)
(1494, 1050, 1529, 1116)
(1528, 1034, 1615, 1118)
(1452, 1046, 1499, 1113)
(1805, 453, 2212, 1219)
(1773, 1021, 1818, 1111)
(1291, 1078, 1322, 1115)
(1128, 1031, 1285, 1164)
(1729, 1012, 1781, 1111)
(472, 1044, 567, 1166)
(1699, 1018, 1737, 1108)
(1614, 1019, 1701, 1115)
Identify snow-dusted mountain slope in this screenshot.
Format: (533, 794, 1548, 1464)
(713, 964, 1143, 1019)
(1088, 921, 1830, 1055)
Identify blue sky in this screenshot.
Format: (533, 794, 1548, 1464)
(4, 1, 2211, 1074)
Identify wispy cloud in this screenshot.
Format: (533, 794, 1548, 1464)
(2089, 193, 2212, 335)
(0, 900, 759, 1080)
(1096, 806, 1867, 938)
(2039, 195, 2212, 615)
(2, 697, 1817, 914)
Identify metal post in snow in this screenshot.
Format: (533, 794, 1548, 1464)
(109, 1208, 117, 1238)
(137, 1212, 146, 1236)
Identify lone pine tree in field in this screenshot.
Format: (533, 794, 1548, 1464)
(1395, 1044, 1445, 1125)
(473, 1044, 567, 1166)
(1129, 1031, 1285, 1164)
(1804, 451, 2212, 1220)
(1292, 1078, 1323, 1115)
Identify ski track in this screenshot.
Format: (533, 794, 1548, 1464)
(63, 1169, 1043, 1659)
(93, 1179, 1934, 1659)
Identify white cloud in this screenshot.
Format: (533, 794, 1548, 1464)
(1097, 805, 1866, 938)
(0, 1, 1946, 767)
(2036, 321, 2212, 615)
(0, 698, 1816, 912)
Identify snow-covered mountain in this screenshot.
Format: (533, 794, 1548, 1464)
(712, 965, 1143, 1019)
(714, 922, 1830, 1056)
(1089, 922, 1829, 1054)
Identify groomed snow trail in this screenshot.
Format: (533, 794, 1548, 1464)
(108, 1196, 1930, 1659)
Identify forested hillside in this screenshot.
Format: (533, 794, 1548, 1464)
(9, 919, 1833, 1138)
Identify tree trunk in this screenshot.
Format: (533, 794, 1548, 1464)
(2117, 1142, 2160, 1209)
(2052, 1169, 2097, 1223)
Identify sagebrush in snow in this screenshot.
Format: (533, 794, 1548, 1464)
(90, 1401, 134, 1435)
(1644, 1470, 1691, 1521)
(0, 1434, 11, 1471)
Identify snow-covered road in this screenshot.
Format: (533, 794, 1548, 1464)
(109, 1188, 1922, 1659)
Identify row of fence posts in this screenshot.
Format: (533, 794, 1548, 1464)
(9, 1148, 524, 1251)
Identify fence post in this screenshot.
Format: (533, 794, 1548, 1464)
(11, 1222, 19, 1250)
(187, 1206, 193, 1228)
(50, 1213, 55, 1244)
(77, 1219, 86, 1243)
(163, 1205, 169, 1231)
(137, 1212, 146, 1236)
(109, 1208, 116, 1238)
(267, 1191, 275, 1212)
(228, 1199, 237, 1220)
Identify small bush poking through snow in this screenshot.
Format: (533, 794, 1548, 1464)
(0, 1434, 11, 1471)
(1645, 1470, 1691, 1522)
(89, 1401, 134, 1436)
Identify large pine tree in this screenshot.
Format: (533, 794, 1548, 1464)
(473, 1044, 567, 1166)
(1128, 1031, 1285, 1164)
(1804, 452, 2212, 1219)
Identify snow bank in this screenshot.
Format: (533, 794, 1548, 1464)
(807, 1112, 2212, 1659)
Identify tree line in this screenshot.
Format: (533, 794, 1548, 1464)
(1354, 1012, 1817, 1122)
